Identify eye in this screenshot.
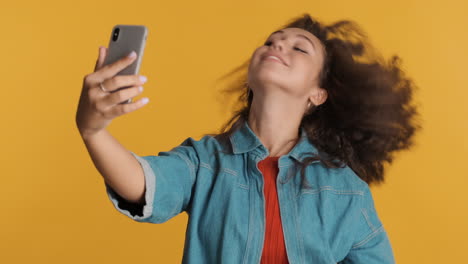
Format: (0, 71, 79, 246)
(263, 41, 308, 54)
(294, 47, 307, 53)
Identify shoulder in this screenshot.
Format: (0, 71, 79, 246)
(183, 133, 228, 150)
(173, 133, 230, 164)
(309, 162, 369, 195)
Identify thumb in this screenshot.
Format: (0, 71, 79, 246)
(94, 46, 107, 72)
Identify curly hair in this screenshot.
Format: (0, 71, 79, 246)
(203, 13, 422, 188)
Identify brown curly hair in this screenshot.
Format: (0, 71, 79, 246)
(203, 13, 422, 188)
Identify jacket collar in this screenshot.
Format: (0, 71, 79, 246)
(229, 119, 320, 163)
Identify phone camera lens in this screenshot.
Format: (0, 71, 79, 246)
(112, 28, 120, 41)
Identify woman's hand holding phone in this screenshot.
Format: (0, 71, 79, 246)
(76, 46, 149, 139)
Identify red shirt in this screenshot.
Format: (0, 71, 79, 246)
(258, 156, 290, 264)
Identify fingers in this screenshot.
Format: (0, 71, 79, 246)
(95, 51, 137, 82)
(94, 46, 107, 72)
(100, 86, 150, 116)
(111, 97, 150, 116)
(101, 85, 144, 108)
(100, 74, 147, 93)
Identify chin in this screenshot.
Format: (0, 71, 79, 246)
(253, 70, 287, 86)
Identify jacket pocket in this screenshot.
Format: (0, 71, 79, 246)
(196, 168, 250, 261)
(297, 186, 364, 262)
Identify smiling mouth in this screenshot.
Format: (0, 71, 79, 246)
(262, 56, 285, 65)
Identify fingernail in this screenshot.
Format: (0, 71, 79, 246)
(127, 51, 136, 58)
(142, 97, 149, 104)
(139, 75, 147, 83)
(139, 86, 143, 92)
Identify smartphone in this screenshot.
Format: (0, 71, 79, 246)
(103, 24, 148, 104)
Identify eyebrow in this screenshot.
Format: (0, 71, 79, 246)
(270, 30, 316, 50)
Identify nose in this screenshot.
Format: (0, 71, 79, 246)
(271, 38, 286, 51)
(271, 40, 284, 51)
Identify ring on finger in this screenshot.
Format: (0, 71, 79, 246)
(99, 82, 108, 93)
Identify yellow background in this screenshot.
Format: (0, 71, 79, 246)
(1, 0, 466, 263)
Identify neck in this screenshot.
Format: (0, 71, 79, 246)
(247, 94, 304, 157)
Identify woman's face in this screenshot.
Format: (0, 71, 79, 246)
(247, 27, 325, 100)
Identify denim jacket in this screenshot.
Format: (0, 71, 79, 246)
(105, 119, 395, 263)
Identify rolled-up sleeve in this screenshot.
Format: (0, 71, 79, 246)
(105, 137, 199, 224)
(340, 186, 396, 264)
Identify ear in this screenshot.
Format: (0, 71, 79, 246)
(308, 88, 328, 106)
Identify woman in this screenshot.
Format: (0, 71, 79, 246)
(76, 14, 420, 263)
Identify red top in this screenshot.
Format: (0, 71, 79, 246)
(258, 156, 290, 264)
